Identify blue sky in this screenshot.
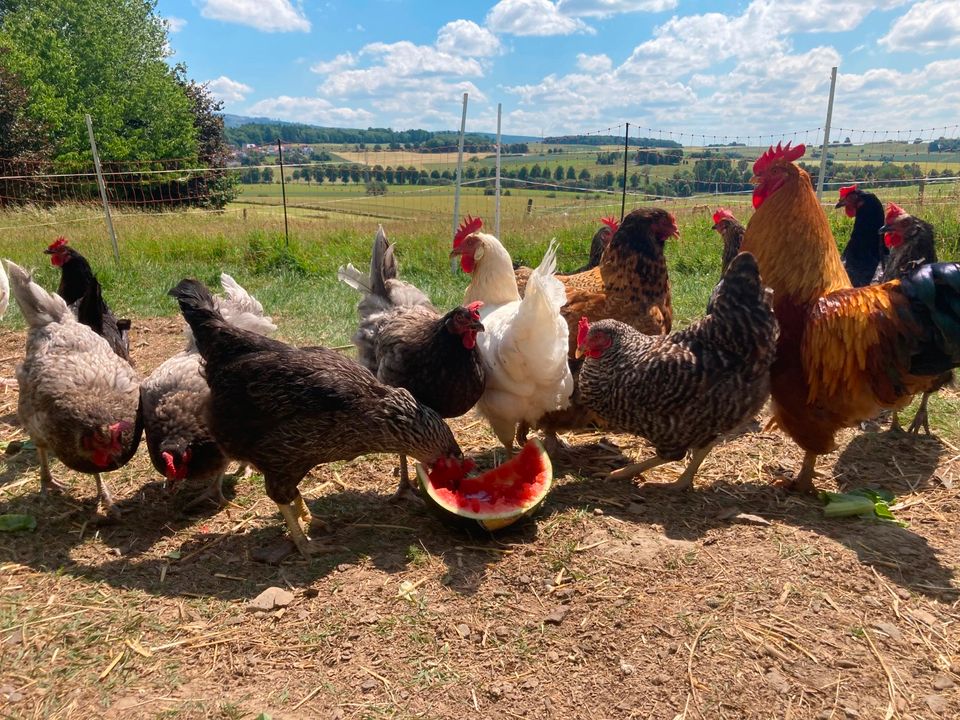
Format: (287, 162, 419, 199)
(157, 0, 960, 138)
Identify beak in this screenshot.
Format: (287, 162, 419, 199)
(671, 228, 681, 239)
(878, 225, 891, 236)
(711, 222, 721, 231)
(470, 320, 485, 332)
(449, 247, 464, 257)
(834, 199, 845, 209)
(42, 248, 54, 254)
(575, 346, 585, 359)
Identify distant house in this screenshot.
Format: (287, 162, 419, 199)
(244, 143, 258, 149)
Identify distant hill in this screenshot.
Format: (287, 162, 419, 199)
(544, 134, 683, 148)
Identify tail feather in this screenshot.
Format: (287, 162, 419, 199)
(3, 259, 70, 327)
(0, 261, 8, 319)
(336, 263, 372, 294)
(706, 251, 764, 316)
(525, 240, 567, 311)
(902, 262, 960, 373)
(369, 225, 395, 299)
(169, 279, 225, 361)
(215, 273, 277, 337)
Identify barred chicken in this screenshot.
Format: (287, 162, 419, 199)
(559, 217, 619, 275)
(576, 252, 778, 490)
(6, 260, 142, 518)
(45, 236, 131, 362)
(169, 279, 462, 557)
(711, 208, 745, 274)
(338, 225, 485, 498)
(141, 274, 276, 508)
(835, 184, 887, 287)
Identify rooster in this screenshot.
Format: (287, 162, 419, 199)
(711, 208, 745, 275)
(877, 203, 946, 434)
(740, 142, 960, 492)
(451, 216, 573, 453)
(560, 217, 619, 275)
(141, 274, 276, 508)
(834, 184, 887, 287)
(576, 252, 778, 489)
(44, 236, 131, 362)
(515, 208, 676, 354)
(338, 225, 485, 498)
(169, 279, 462, 557)
(6, 260, 142, 518)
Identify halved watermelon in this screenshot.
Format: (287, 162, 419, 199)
(416, 438, 553, 531)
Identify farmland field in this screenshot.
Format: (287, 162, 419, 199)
(0, 201, 959, 718)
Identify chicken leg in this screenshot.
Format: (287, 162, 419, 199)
(95, 473, 121, 520)
(389, 455, 422, 503)
(182, 474, 237, 511)
(654, 444, 715, 491)
(608, 455, 673, 481)
(907, 391, 933, 435)
(784, 451, 819, 494)
(36, 446, 67, 495)
(277, 500, 328, 558)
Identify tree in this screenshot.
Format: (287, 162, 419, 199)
(291, 169, 301, 181)
(260, 166, 273, 183)
(517, 166, 528, 180)
(312, 167, 324, 185)
(339, 165, 351, 183)
(566, 166, 576, 180)
(578, 168, 591, 181)
(629, 172, 640, 189)
(554, 165, 564, 181)
(325, 166, 337, 183)
(384, 166, 395, 184)
(0, 47, 53, 205)
(0, 0, 197, 165)
(530, 164, 542, 178)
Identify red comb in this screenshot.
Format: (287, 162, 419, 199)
(753, 142, 806, 176)
(454, 215, 483, 248)
(47, 236, 68, 252)
(600, 216, 619, 233)
(577, 316, 590, 349)
(466, 300, 484, 317)
(712, 208, 735, 225)
(885, 202, 907, 224)
(838, 184, 857, 199)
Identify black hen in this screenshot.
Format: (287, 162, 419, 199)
(44, 236, 131, 362)
(169, 278, 462, 557)
(835, 185, 887, 287)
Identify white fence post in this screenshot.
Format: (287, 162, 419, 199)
(85, 114, 120, 262)
(451, 92, 469, 272)
(816, 66, 838, 202)
(495, 102, 502, 240)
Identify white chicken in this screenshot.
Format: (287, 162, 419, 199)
(5, 260, 141, 518)
(141, 273, 276, 508)
(451, 216, 573, 451)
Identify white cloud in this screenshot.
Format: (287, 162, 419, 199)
(437, 20, 502, 57)
(200, 0, 310, 33)
(880, 0, 960, 52)
(310, 52, 357, 74)
(486, 0, 594, 36)
(246, 96, 375, 125)
(576, 53, 612, 72)
(205, 76, 253, 103)
(556, 0, 677, 16)
(165, 16, 187, 33)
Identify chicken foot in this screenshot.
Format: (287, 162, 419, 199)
(388, 455, 423, 504)
(781, 451, 819, 494)
(95, 473, 122, 521)
(609, 444, 714, 491)
(182, 474, 238, 511)
(907, 392, 933, 435)
(36, 447, 67, 495)
(608, 455, 672, 482)
(277, 497, 329, 558)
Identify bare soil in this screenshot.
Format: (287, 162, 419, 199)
(0, 319, 958, 719)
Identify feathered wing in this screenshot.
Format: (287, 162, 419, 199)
(478, 241, 573, 431)
(4, 260, 70, 327)
(0, 261, 9, 319)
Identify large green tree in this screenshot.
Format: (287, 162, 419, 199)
(0, 0, 197, 165)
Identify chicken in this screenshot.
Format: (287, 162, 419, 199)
(835, 184, 887, 287)
(44, 236, 131, 362)
(877, 203, 946, 434)
(0, 261, 8, 319)
(576, 252, 778, 489)
(6, 260, 142, 518)
(338, 225, 485, 498)
(141, 274, 276, 508)
(559, 217, 619, 276)
(517, 208, 676, 356)
(169, 279, 462, 557)
(740, 142, 960, 492)
(711, 208, 745, 274)
(451, 216, 573, 452)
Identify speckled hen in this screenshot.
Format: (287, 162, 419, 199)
(576, 252, 779, 490)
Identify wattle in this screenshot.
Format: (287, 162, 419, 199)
(461, 332, 477, 350)
(884, 232, 903, 249)
(844, 206, 857, 219)
(460, 255, 475, 273)
(752, 188, 767, 209)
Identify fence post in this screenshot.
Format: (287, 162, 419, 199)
(918, 177, 925, 208)
(495, 102, 502, 240)
(277, 139, 290, 247)
(451, 92, 469, 272)
(84, 114, 120, 263)
(621, 122, 630, 221)
(816, 66, 838, 202)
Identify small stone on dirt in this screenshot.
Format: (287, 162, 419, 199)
(544, 607, 569, 625)
(360, 678, 378, 692)
(246, 586, 295, 612)
(520, 678, 538, 690)
(546, 650, 560, 662)
(873, 622, 901, 641)
(925, 694, 948, 715)
(933, 675, 955, 690)
(455, 623, 471, 639)
(251, 539, 296, 565)
(705, 596, 722, 609)
(765, 670, 790, 694)
(620, 660, 635, 676)
(358, 612, 380, 625)
(911, 609, 938, 626)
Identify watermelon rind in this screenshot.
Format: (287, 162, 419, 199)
(416, 438, 553, 531)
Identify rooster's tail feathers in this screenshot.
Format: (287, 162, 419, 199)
(216, 273, 277, 337)
(902, 263, 960, 370)
(336, 263, 371, 294)
(370, 225, 397, 299)
(525, 240, 567, 310)
(707, 252, 764, 314)
(3, 259, 69, 327)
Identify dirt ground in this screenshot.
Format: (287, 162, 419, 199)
(0, 318, 958, 720)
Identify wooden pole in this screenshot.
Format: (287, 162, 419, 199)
(451, 92, 469, 272)
(84, 114, 120, 262)
(816, 66, 838, 202)
(277, 139, 290, 247)
(621, 122, 630, 221)
(495, 102, 502, 240)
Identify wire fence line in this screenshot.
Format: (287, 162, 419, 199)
(1, 120, 958, 254)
